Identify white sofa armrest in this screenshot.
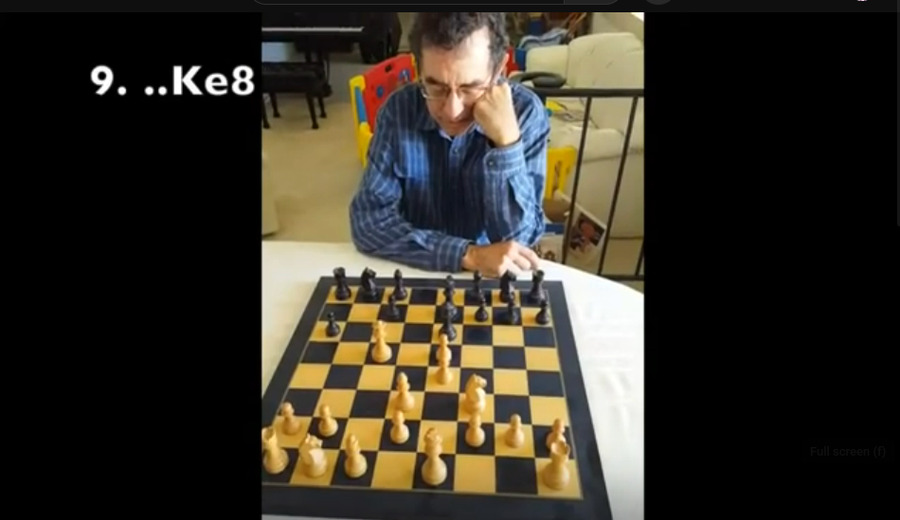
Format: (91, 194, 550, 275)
(522, 45, 569, 81)
(550, 122, 643, 162)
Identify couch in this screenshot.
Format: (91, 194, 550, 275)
(515, 32, 644, 238)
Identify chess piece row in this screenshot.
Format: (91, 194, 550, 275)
(328, 267, 550, 326)
(265, 381, 569, 491)
(332, 266, 406, 303)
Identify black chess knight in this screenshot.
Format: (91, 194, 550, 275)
(360, 267, 379, 302)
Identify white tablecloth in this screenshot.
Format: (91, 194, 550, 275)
(262, 241, 644, 520)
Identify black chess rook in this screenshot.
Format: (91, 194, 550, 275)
(334, 267, 351, 300)
(528, 270, 546, 304)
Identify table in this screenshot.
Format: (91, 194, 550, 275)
(262, 241, 644, 520)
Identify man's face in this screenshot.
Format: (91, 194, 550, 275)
(418, 27, 504, 136)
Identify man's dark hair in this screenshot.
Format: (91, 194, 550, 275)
(408, 13, 509, 73)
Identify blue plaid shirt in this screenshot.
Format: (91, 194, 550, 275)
(349, 81, 549, 272)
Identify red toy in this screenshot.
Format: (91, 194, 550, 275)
(361, 54, 417, 132)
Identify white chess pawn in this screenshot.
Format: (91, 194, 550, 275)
(280, 402, 302, 435)
(394, 372, 415, 412)
(546, 418, 565, 449)
(391, 409, 409, 444)
(318, 404, 338, 437)
(504, 414, 524, 448)
(465, 412, 485, 447)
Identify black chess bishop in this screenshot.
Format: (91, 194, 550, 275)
(440, 312, 457, 342)
(393, 269, 407, 300)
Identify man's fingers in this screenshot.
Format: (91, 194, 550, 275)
(509, 252, 533, 272)
(500, 256, 523, 278)
(515, 244, 542, 269)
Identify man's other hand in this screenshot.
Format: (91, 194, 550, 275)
(472, 82, 520, 148)
(461, 241, 541, 277)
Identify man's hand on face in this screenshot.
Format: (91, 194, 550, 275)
(461, 241, 541, 278)
(472, 82, 520, 148)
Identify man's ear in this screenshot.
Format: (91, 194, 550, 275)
(498, 52, 509, 79)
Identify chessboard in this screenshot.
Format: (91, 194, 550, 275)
(262, 267, 612, 520)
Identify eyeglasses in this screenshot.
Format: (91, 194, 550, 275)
(418, 70, 504, 103)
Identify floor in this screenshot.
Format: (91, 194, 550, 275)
(261, 15, 643, 292)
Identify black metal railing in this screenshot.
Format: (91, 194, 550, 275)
(529, 86, 644, 284)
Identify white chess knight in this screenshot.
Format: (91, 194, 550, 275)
(463, 374, 486, 414)
(299, 434, 327, 478)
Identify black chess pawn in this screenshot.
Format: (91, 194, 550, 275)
(471, 270, 483, 298)
(393, 269, 407, 300)
(325, 312, 341, 337)
(386, 293, 400, 321)
(440, 313, 457, 342)
(333, 267, 351, 300)
(506, 298, 520, 325)
(528, 269, 545, 304)
(444, 274, 455, 294)
(535, 298, 550, 325)
(474, 294, 489, 322)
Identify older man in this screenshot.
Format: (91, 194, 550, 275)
(349, 13, 548, 277)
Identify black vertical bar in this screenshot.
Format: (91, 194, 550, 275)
(635, 239, 644, 276)
(561, 96, 593, 266)
(597, 96, 640, 276)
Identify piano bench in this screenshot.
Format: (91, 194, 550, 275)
(261, 62, 328, 130)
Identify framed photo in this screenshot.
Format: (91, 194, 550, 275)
(549, 192, 609, 274)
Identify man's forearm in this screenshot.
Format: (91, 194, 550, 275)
(350, 208, 471, 272)
(482, 141, 545, 245)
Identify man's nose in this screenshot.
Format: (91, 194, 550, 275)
(442, 91, 466, 119)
